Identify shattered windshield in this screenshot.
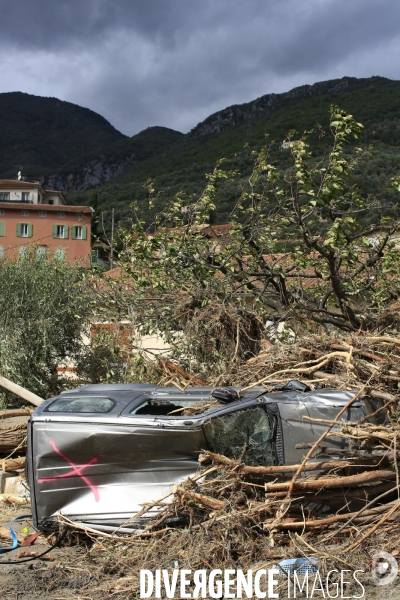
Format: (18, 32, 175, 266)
(203, 406, 274, 466)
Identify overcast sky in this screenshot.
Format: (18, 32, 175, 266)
(1, 0, 399, 136)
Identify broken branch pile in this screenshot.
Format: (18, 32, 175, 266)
(78, 392, 400, 575)
(0, 422, 27, 454)
(93, 441, 398, 576)
(188, 333, 400, 393)
(138, 446, 400, 538)
(0, 408, 31, 467)
(72, 431, 400, 583)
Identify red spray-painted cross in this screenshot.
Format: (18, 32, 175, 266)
(37, 440, 100, 502)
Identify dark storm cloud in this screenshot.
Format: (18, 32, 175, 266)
(0, 0, 212, 50)
(0, 0, 399, 135)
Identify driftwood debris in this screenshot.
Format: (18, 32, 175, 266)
(199, 450, 381, 476)
(0, 378, 42, 458)
(0, 423, 27, 454)
(158, 360, 204, 387)
(0, 408, 33, 420)
(0, 375, 44, 407)
(269, 500, 400, 530)
(0, 494, 29, 505)
(1, 456, 25, 471)
(330, 343, 384, 362)
(265, 469, 396, 492)
(176, 487, 225, 511)
(114, 443, 400, 561)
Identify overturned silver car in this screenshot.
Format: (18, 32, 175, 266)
(26, 382, 384, 532)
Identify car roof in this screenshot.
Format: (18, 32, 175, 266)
(32, 383, 267, 418)
(31, 383, 361, 420)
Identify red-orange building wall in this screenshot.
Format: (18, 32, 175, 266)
(0, 203, 92, 265)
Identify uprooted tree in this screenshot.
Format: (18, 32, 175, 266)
(92, 105, 400, 372)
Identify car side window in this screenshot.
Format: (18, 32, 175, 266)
(46, 396, 115, 413)
(203, 406, 274, 466)
(129, 396, 222, 417)
(131, 399, 185, 416)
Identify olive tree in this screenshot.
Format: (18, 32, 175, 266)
(0, 250, 91, 405)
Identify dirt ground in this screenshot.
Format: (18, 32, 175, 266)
(0, 504, 95, 599)
(1, 504, 400, 599)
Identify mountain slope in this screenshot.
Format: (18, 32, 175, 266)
(66, 75, 400, 226)
(187, 75, 390, 137)
(96, 75, 399, 192)
(0, 92, 127, 177)
(45, 126, 184, 191)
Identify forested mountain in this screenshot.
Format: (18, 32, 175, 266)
(68, 75, 400, 227)
(0, 92, 126, 177)
(1, 77, 400, 228)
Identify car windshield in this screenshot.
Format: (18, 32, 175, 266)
(203, 406, 274, 466)
(47, 396, 115, 413)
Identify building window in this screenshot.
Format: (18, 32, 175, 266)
(0, 193, 10, 201)
(48, 200, 54, 205)
(72, 225, 87, 240)
(0, 246, 3, 257)
(53, 224, 68, 239)
(17, 223, 32, 238)
(19, 246, 28, 257)
(76, 212, 83, 220)
(21, 192, 30, 201)
(55, 248, 65, 260)
(0, 210, 4, 216)
(0, 222, 4, 237)
(21, 210, 29, 216)
(57, 212, 65, 218)
(38, 211, 46, 217)
(36, 246, 47, 258)
(91, 250, 99, 267)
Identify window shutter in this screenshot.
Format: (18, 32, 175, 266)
(81, 226, 87, 240)
(16, 223, 21, 237)
(27, 223, 33, 238)
(63, 225, 69, 239)
(71, 226, 76, 240)
(52, 224, 58, 238)
(0, 222, 4, 237)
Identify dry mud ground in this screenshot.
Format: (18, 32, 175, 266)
(1, 504, 400, 599)
(0, 503, 113, 600)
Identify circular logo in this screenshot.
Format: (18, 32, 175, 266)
(372, 551, 398, 586)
